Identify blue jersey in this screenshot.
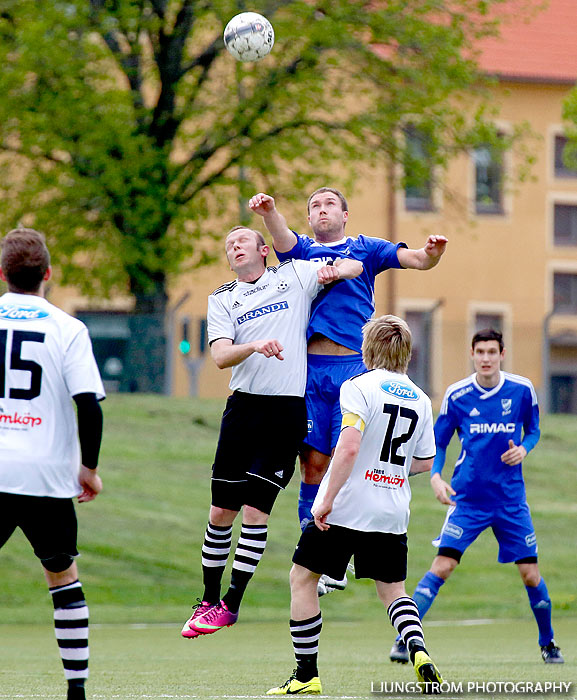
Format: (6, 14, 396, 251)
(276, 233, 406, 353)
(432, 372, 540, 506)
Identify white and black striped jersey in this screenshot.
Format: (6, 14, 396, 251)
(0, 292, 105, 498)
(208, 259, 325, 396)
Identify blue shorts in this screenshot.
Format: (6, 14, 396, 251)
(305, 353, 366, 455)
(432, 501, 538, 564)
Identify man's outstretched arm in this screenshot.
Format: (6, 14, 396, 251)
(249, 193, 298, 253)
(397, 235, 448, 270)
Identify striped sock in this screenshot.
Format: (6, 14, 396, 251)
(201, 523, 233, 604)
(49, 581, 89, 689)
(291, 613, 322, 682)
(222, 523, 267, 613)
(388, 596, 426, 662)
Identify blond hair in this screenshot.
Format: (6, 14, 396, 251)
(361, 315, 412, 372)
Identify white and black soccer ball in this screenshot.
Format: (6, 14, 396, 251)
(223, 12, 274, 63)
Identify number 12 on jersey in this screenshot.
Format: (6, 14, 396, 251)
(380, 403, 418, 466)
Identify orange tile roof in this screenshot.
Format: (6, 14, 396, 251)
(477, 0, 577, 83)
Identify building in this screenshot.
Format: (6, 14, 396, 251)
(49, 0, 577, 412)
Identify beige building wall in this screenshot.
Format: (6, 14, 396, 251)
(32, 76, 575, 408)
(168, 79, 577, 407)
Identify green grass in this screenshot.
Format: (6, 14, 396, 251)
(1, 393, 576, 624)
(0, 618, 575, 698)
(0, 394, 576, 698)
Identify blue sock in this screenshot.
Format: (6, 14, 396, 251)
(396, 571, 445, 642)
(526, 579, 554, 647)
(298, 482, 319, 531)
(413, 571, 445, 619)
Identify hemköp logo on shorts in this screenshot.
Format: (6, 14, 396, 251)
(0, 304, 49, 321)
(237, 301, 288, 325)
(380, 380, 419, 401)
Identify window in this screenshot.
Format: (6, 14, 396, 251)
(403, 125, 434, 212)
(474, 142, 504, 215)
(554, 204, 577, 246)
(551, 375, 577, 413)
(76, 311, 130, 392)
(553, 273, 577, 314)
(554, 135, 577, 178)
(474, 313, 503, 334)
(405, 310, 431, 394)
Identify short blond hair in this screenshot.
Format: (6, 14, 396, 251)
(361, 315, 412, 372)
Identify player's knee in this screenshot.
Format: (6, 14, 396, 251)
(41, 553, 75, 573)
(209, 505, 237, 526)
(300, 447, 330, 483)
(290, 563, 317, 592)
(519, 566, 541, 587)
(431, 555, 458, 579)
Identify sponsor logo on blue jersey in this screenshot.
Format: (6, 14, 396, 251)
(0, 304, 49, 321)
(310, 255, 335, 265)
(470, 422, 515, 434)
(525, 532, 537, 547)
(451, 385, 474, 401)
(237, 301, 288, 325)
(380, 380, 419, 401)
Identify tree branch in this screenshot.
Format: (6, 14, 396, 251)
(175, 118, 349, 205)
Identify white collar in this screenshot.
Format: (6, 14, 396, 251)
(474, 371, 504, 399)
(314, 236, 348, 248)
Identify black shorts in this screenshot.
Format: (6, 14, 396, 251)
(293, 521, 408, 583)
(0, 492, 78, 571)
(211, 391, 307, 515)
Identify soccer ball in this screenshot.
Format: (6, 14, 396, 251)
(223, 12, 274, 62)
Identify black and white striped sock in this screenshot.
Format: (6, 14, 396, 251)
(201, 523, 233, 604)
(49, 581, 89, 689)
(388, 596, 426, 662)
(291, 612, 322, 682)
(222, 523, 267, 613)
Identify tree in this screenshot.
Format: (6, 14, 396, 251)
(0, 0, 530, 390)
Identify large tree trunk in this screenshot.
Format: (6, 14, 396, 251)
(122, 279, 168, 393)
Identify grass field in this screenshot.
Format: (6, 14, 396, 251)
(0, 619, 575, 698)
(0, 394, 575, 698)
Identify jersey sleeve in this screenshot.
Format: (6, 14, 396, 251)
(431, 389, 458, 475)
(63, 326, 106, 400)
(339, 379, 370, 429)
(275, 233, 309, 262)
(363, 237, 407, 275)
(292, 259, 324, 298)
(414, 397, 436, 459)
(521, 383, 540, 454)
(207, 293, 234, 344)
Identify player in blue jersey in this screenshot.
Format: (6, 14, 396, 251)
(389, 328, 564, 665)
(249, 189, 447, 593)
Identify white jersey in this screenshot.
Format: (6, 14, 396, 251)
(0, 292, 105, 498)
(208, 259, 325, 396)
(314, 369, 435, 533)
